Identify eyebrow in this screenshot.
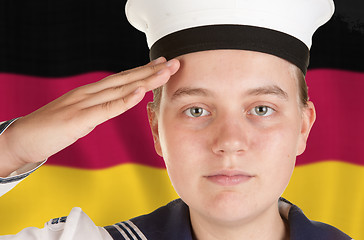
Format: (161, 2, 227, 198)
(171, 87, 213, 100)
(246, 85, 288, 100)
(171, 85, 288, 101)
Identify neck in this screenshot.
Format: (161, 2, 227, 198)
(190, 202, 290, 240)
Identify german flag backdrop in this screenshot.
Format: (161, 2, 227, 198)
(0, 0, 363, 238)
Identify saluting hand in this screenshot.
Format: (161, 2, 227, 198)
(0, 57, 180, 177)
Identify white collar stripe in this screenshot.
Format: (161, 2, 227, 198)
(125, 220, 148, 240)
(114, 224, 132, 240)
(117, 222, 140, 240)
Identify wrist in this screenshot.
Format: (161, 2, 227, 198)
(0, 119, 29, 177)
(0, 135, 26, 177)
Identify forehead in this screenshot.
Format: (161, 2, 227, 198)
(162, 49, 298, 99)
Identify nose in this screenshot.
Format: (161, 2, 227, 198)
(211, 116, 248, 155)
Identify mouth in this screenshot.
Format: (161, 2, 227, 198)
(204, 170, 254, 186)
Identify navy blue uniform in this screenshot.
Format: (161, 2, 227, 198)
(105, 198, 352, 240)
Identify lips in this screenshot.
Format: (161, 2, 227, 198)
(205, 170, 254, 186)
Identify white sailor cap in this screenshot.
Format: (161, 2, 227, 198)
(125, 0, 334, 74)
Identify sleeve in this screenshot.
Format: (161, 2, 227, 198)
(0, 207, 113, 240)
(0, 119, 46, 197)
(0, 120, 113, 240)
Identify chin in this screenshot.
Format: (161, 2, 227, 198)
(196, 191, 262, 224)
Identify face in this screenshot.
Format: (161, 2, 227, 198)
(148, 50, 315, 226)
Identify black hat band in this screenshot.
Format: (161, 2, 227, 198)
(150, 24, 309, 75)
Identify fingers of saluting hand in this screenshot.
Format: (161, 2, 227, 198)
(88, 57, 177, 92)
(75, 57, 180, 126)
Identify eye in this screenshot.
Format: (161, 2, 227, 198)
(249, 105, 274, 116)
(184, 107, 210, 118)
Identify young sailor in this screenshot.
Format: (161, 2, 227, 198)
(0, 0, 353, 239)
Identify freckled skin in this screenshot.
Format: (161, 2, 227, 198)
(148, 50, 315, 239)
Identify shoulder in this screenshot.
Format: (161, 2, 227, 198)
(130, 199, 192, 239)
(104, 199, 193, 240)
(4, 207, 111, 240)
(283, 198, 352, 240)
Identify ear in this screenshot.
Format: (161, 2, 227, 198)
(296, 101, 316, 156)
(147, 103, 163, 157)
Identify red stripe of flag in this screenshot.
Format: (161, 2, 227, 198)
(297, 68, 364, 166)
(1, 68, 363, 169)
(0, 72, 164, 169)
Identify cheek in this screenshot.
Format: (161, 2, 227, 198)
(158, 121, 202, 188)
(159, 111, 209, 163)
(252, 122, 299, 193)
(253, 124, 299, 157)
